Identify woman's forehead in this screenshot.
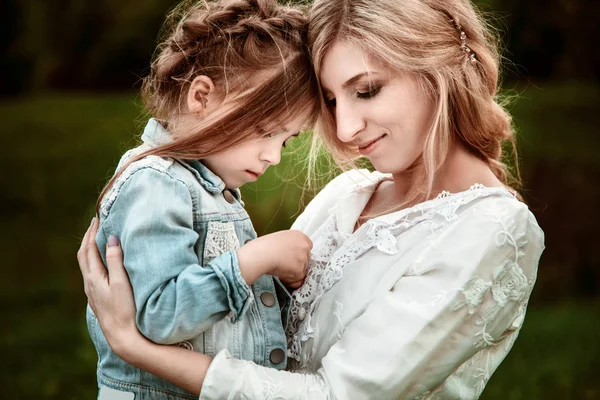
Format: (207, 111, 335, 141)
(319, 42, 390, 92)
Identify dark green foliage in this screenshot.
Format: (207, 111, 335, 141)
(1, 83, 598, 398)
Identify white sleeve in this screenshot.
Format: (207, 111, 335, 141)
(199, 201, 544, 400)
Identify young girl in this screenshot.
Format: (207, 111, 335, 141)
(79, 0, 545, 398)
(86, 0, 319, 398)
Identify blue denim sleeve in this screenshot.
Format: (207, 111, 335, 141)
(97, 167, 253, 344)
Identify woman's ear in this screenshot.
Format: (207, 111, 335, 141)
(187, 75, 215, 115)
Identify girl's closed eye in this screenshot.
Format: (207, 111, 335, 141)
(325, 97, 336, 109)
(261, 128, 299, 148)
(283, 132, 300, 148)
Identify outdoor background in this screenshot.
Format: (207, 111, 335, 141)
(1, 0, 599, 398)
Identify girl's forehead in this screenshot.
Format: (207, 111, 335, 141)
(263, 110, 311, 132)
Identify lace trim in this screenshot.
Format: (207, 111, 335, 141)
(203, 221, 240, 265)
(286, 185, 516, 361)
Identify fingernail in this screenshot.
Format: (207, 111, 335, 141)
(90, 217, 96, 226)
(108, 235, 120, 247)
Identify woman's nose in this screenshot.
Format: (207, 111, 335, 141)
(335, 101, 366, 143)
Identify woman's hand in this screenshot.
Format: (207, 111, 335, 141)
(77, 218, 214, 394)
(77, 218, 148, 361)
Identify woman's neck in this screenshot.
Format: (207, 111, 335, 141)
(388, 144, 503, 203)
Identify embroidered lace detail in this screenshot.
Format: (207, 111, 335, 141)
(286, 185, 516, 361)
(333, 301, 345, 340)
(452, 202, 533, 350)
(99, 150, 173, 217)
(229, 364, 286, 400)
(286, 216, 405, 360)
(435, 183, 487, 200)
(203, 221, 240, 264)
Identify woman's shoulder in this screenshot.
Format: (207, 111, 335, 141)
(292, 169, 382, 232)
(460, 188, 544, 236)
(437, 190, 545, 278)
(319, 169, 387, 198)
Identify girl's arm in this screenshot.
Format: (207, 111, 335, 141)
(80, 201, 543, 399)
(99, 167, 309, 344)
(100, 167, 253, 343)
(79, 219, 212, 395)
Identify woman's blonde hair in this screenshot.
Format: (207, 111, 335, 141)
(97, 0, 319, 214)
(308, 0, 519, 203)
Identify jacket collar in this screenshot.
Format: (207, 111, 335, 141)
(141, 118, 227, 194)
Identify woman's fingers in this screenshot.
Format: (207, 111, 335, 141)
(105, 235, 130, 286)
(77, 218, 96, 275)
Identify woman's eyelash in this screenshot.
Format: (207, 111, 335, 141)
(324, 85, 381, 108)
(356, 86, 381, 99)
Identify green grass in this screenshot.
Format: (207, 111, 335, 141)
(1, 82, 599, 398)
(482, 303, 600, 400)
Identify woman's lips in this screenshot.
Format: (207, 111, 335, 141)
(358, 134, 386, 155)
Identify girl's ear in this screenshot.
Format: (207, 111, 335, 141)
(187, 75, 215, 115)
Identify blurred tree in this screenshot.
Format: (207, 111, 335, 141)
(0, 0, 33, 95)
(492, 0, 600, 81)
(3, 0, 598, 94)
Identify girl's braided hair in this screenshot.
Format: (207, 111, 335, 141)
(96, 0, 319, 215)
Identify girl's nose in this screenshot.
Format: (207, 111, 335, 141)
(260, 143, 282, 166)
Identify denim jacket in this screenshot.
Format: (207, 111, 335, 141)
(86, 118, 291, 399)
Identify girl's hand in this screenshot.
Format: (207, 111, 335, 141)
(77, 219, 146, 361)
(237, 230, 312, 289)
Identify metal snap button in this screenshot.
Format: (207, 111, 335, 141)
(270, 348, 285, 364)
(223, 190, 235, 204)
(260, 292, 276, 307)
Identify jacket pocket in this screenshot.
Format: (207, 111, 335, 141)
(203, 221, 240, 265)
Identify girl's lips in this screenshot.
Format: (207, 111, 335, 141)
(358, 134, 386, 155)
(245, 170, 260, 180)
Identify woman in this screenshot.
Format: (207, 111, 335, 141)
(78, 0, 545, 398)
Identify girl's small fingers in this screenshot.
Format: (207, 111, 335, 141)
(286, 278, 304, 289)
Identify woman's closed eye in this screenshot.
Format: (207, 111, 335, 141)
(325, 85, 381, 109)
(356, 85, 381, 99)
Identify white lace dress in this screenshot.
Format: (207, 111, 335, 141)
(199, 170, 545, 400)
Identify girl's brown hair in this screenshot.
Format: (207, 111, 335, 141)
(97, 0, 319, 214)
(308, 0, 519, 205)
